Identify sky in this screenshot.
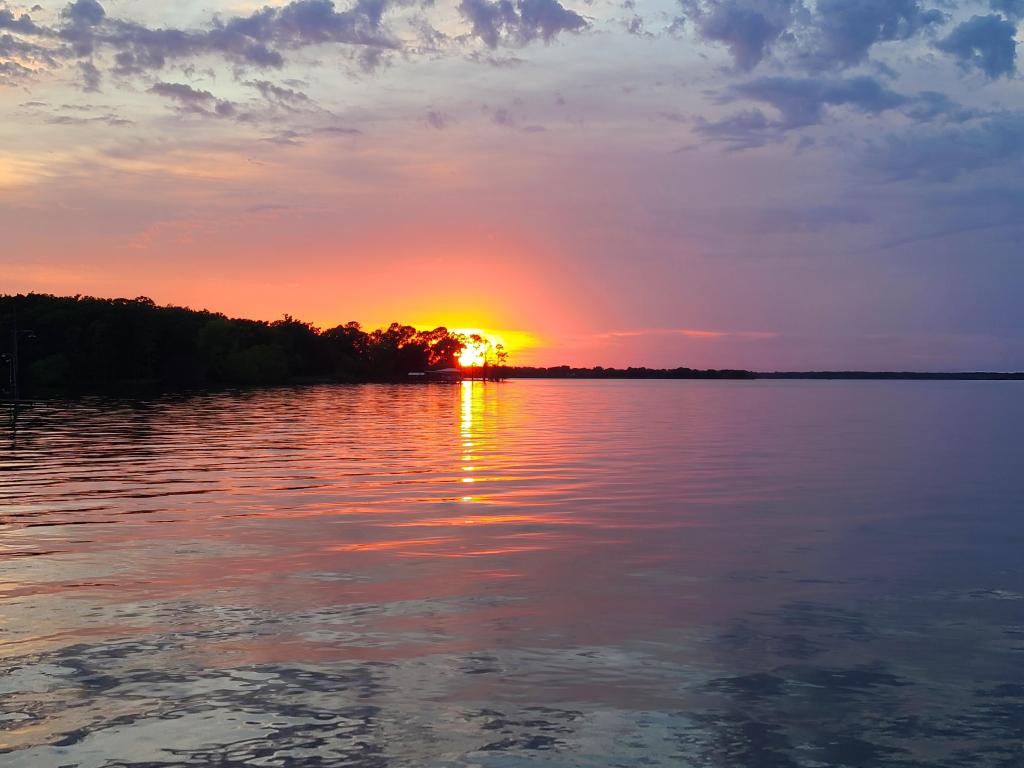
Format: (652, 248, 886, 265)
(1, 0, 1022, 370)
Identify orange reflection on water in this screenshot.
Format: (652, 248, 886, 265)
(403, 545, 550, 558)
(460, 379, 478, 502)
(329, 537, 456, 553)
(383, 514, 572, 527)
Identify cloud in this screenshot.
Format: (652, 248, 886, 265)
(678, 0, 802, 71)
(318, 125, 362, 135)
(804, 0, 946, 70)
(261, 124, 362, 145)
(458, 0, 587, 48)
(729, 75, 907, 128)
(676, 0, 947, 72)
(223, 0, 397, 48)
(45, 111, 132, 126)
(262, 129, 305, 145)
(695, 108, 781, 148)
(425, 109, 450, 128)
(700, 74, 944, 149)
(63, 0, 105, 27)
(990, 0, 1024, 20)
(903, 90, 980, 123)
(100, 21, 281, 75)
(0, 29, 58, 82)
(42, 0, 584, 79)
(149, 82, 239, 119)
(0, 58, 33, 84)
(59, 0, 106, 57)
(495, 107, 515, 125)
(936, 14, 1017, 79)
(0, 6, 46, 35)
(245, 79, 314, 108)
(78, 59, 101, 91)
(623, 14, 650, 36)
(29, 0, 402, 79)
(865, 111, 1024, 181)
(466, 50, 527, 65)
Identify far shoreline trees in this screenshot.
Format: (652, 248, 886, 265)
(1, 293, 756, 396)
(8, 293, 1007, 397)
(0, 294, 473, 394)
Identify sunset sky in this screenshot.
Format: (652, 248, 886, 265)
(1, 0, 1022, 369)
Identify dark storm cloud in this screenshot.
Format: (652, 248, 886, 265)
(936, 14, 1018, 79)
(458, 0, 587, 48)
(678, 0, 803, 71)
(865, 111, 1024, 181)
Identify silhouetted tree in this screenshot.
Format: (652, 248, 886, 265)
(0, 293, 471, 394)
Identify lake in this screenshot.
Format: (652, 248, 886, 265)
(1, 380, 1022, 767)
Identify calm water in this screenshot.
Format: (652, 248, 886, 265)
(1, 380, 1023, 767)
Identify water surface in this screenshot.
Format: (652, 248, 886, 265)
(2, 380, 1023, 766)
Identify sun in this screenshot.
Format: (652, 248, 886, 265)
(457, 335, 490, 367)
(417, 325, 535, 368)
(453, 328, 503, 368)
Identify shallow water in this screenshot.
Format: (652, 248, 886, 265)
(1, 380, 1023, 767)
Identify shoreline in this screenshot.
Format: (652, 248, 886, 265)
(4, 371, 1023, 403)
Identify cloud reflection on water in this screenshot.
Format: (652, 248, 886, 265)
(1, 381, 1023, 765)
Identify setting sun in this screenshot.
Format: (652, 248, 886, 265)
(457, 335, 490, 367)
(410, 325, 539, 366)
(454, 329, 500, 368)
(458, 345, 486, 368)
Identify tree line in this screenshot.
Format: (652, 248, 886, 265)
(504, 365, 754, 379)
(0, 294, 469, 394)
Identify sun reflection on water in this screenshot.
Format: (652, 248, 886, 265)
(460, 380, 477, 503)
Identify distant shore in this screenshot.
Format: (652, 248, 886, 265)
(4, 371, 1023, 402)
(755, 371, 1024, 380)
(502, 367, 1024, 381)
(3, 293, 1022, 399)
